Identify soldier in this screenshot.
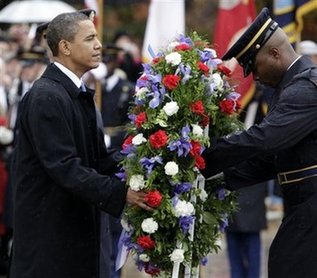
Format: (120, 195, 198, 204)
(8, 46, 49, 130)
(101, 44, 135, 149)
(202, 7, 317, 278)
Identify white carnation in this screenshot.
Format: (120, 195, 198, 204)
(0, 126, 13, 145)
(169, 248, 185, 263)
(163, 101, 179, 116)
(132, 133, 147, 145)
(129, 174, 145, 191)
(173, 200, 195, 217)
(141, 217, 159, 234)
(135, 87, 149, 100)
(191, 124, 203, 136)
(199, 188, 208, 202)
(212, 73, 223, 88)
(164, 161, 179, 176)
(165, 52, 182, 66)
(139, 254, 150, 262)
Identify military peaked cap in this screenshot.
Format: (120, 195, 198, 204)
(222, 7, 279, 77)
(16, 46, 49, 66)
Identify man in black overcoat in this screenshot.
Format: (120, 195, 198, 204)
(9, 11, 151, 278)
(202, 8, 317, 278)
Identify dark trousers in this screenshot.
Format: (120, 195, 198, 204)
(226, 231, 261, 278)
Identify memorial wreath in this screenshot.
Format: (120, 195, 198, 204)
(116, 32, 242, 277)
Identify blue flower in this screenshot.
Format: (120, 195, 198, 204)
(142, 63, 153, 74)
(179, 63, 192, 84)
(228, 91, 241, 101)
(167, 138, 191, 157)
(148, 84, 165, 109)
(178, 34, 193, 46)
(217, 187, 226, 200)
(174, 182, 192, 194)
(149, 91, 161, 109)
(121, 145, 136, 157)
(115, 168, 127, 181)
(198, 49, 214, 62)
(136, 77, 149, 88)
(140, 156, 163, 175)
(200, 257, 208, 266)
(179, 215, 195, 234)
(181, 125, 190, 139)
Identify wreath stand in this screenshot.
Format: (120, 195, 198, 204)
(171, 174, 205, 278)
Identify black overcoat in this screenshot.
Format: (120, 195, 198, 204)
(9, 64, 127, 278)
(203, 56, 317, 277)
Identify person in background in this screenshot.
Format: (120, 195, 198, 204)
(225, 87, 268, 278)
(202, 7, 317, 277)
(9, 11, 151, 278)
(8, 46, 49, 131)
(113, 31, 143, 83)
(100, 44, 135, 278)
(299, 40, 317, 65)
(101, 44, 135, 149)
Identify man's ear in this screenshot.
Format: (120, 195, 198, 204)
(269, 47, 279, 59)
(59, 40, 71, 56)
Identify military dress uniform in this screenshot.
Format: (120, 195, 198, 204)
(101, 70, 134, 149)
(202, 8, 317, 278)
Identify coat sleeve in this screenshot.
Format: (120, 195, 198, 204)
(22, 90, 127, 217)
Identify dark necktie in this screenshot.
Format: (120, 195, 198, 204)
(80, 82, 87, 93)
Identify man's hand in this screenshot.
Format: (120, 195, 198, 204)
(126, 188, 154, 212)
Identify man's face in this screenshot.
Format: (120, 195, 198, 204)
(67, 20, 102, 76)
(252, 47, 281, 88)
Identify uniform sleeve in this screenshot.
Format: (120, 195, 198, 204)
(202, 79, 317, 178)
(223, 155, 277, 190)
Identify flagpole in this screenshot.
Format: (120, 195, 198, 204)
(95, 0, 104, 111)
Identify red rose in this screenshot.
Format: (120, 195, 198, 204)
(194, 155, 206, 169)
(145, 190, 163, 208)
(219, 99, 235, 114)
(175, 43, 191, 51)
(200, 114, 210, 127)
(135, 111, 147, 128)
(217, 64, 232, 77)
(190, 140, 202, 156)
(0, 117, 6, 126)
(137, 235, 155, 250)
(162, 74, 181, 90)
(190, 100, 205, 115)
(197, 61, 209, 75)
(149, 130, 168, 149)
(152, 57, 161, 64)
(122, 135, 133, 150)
